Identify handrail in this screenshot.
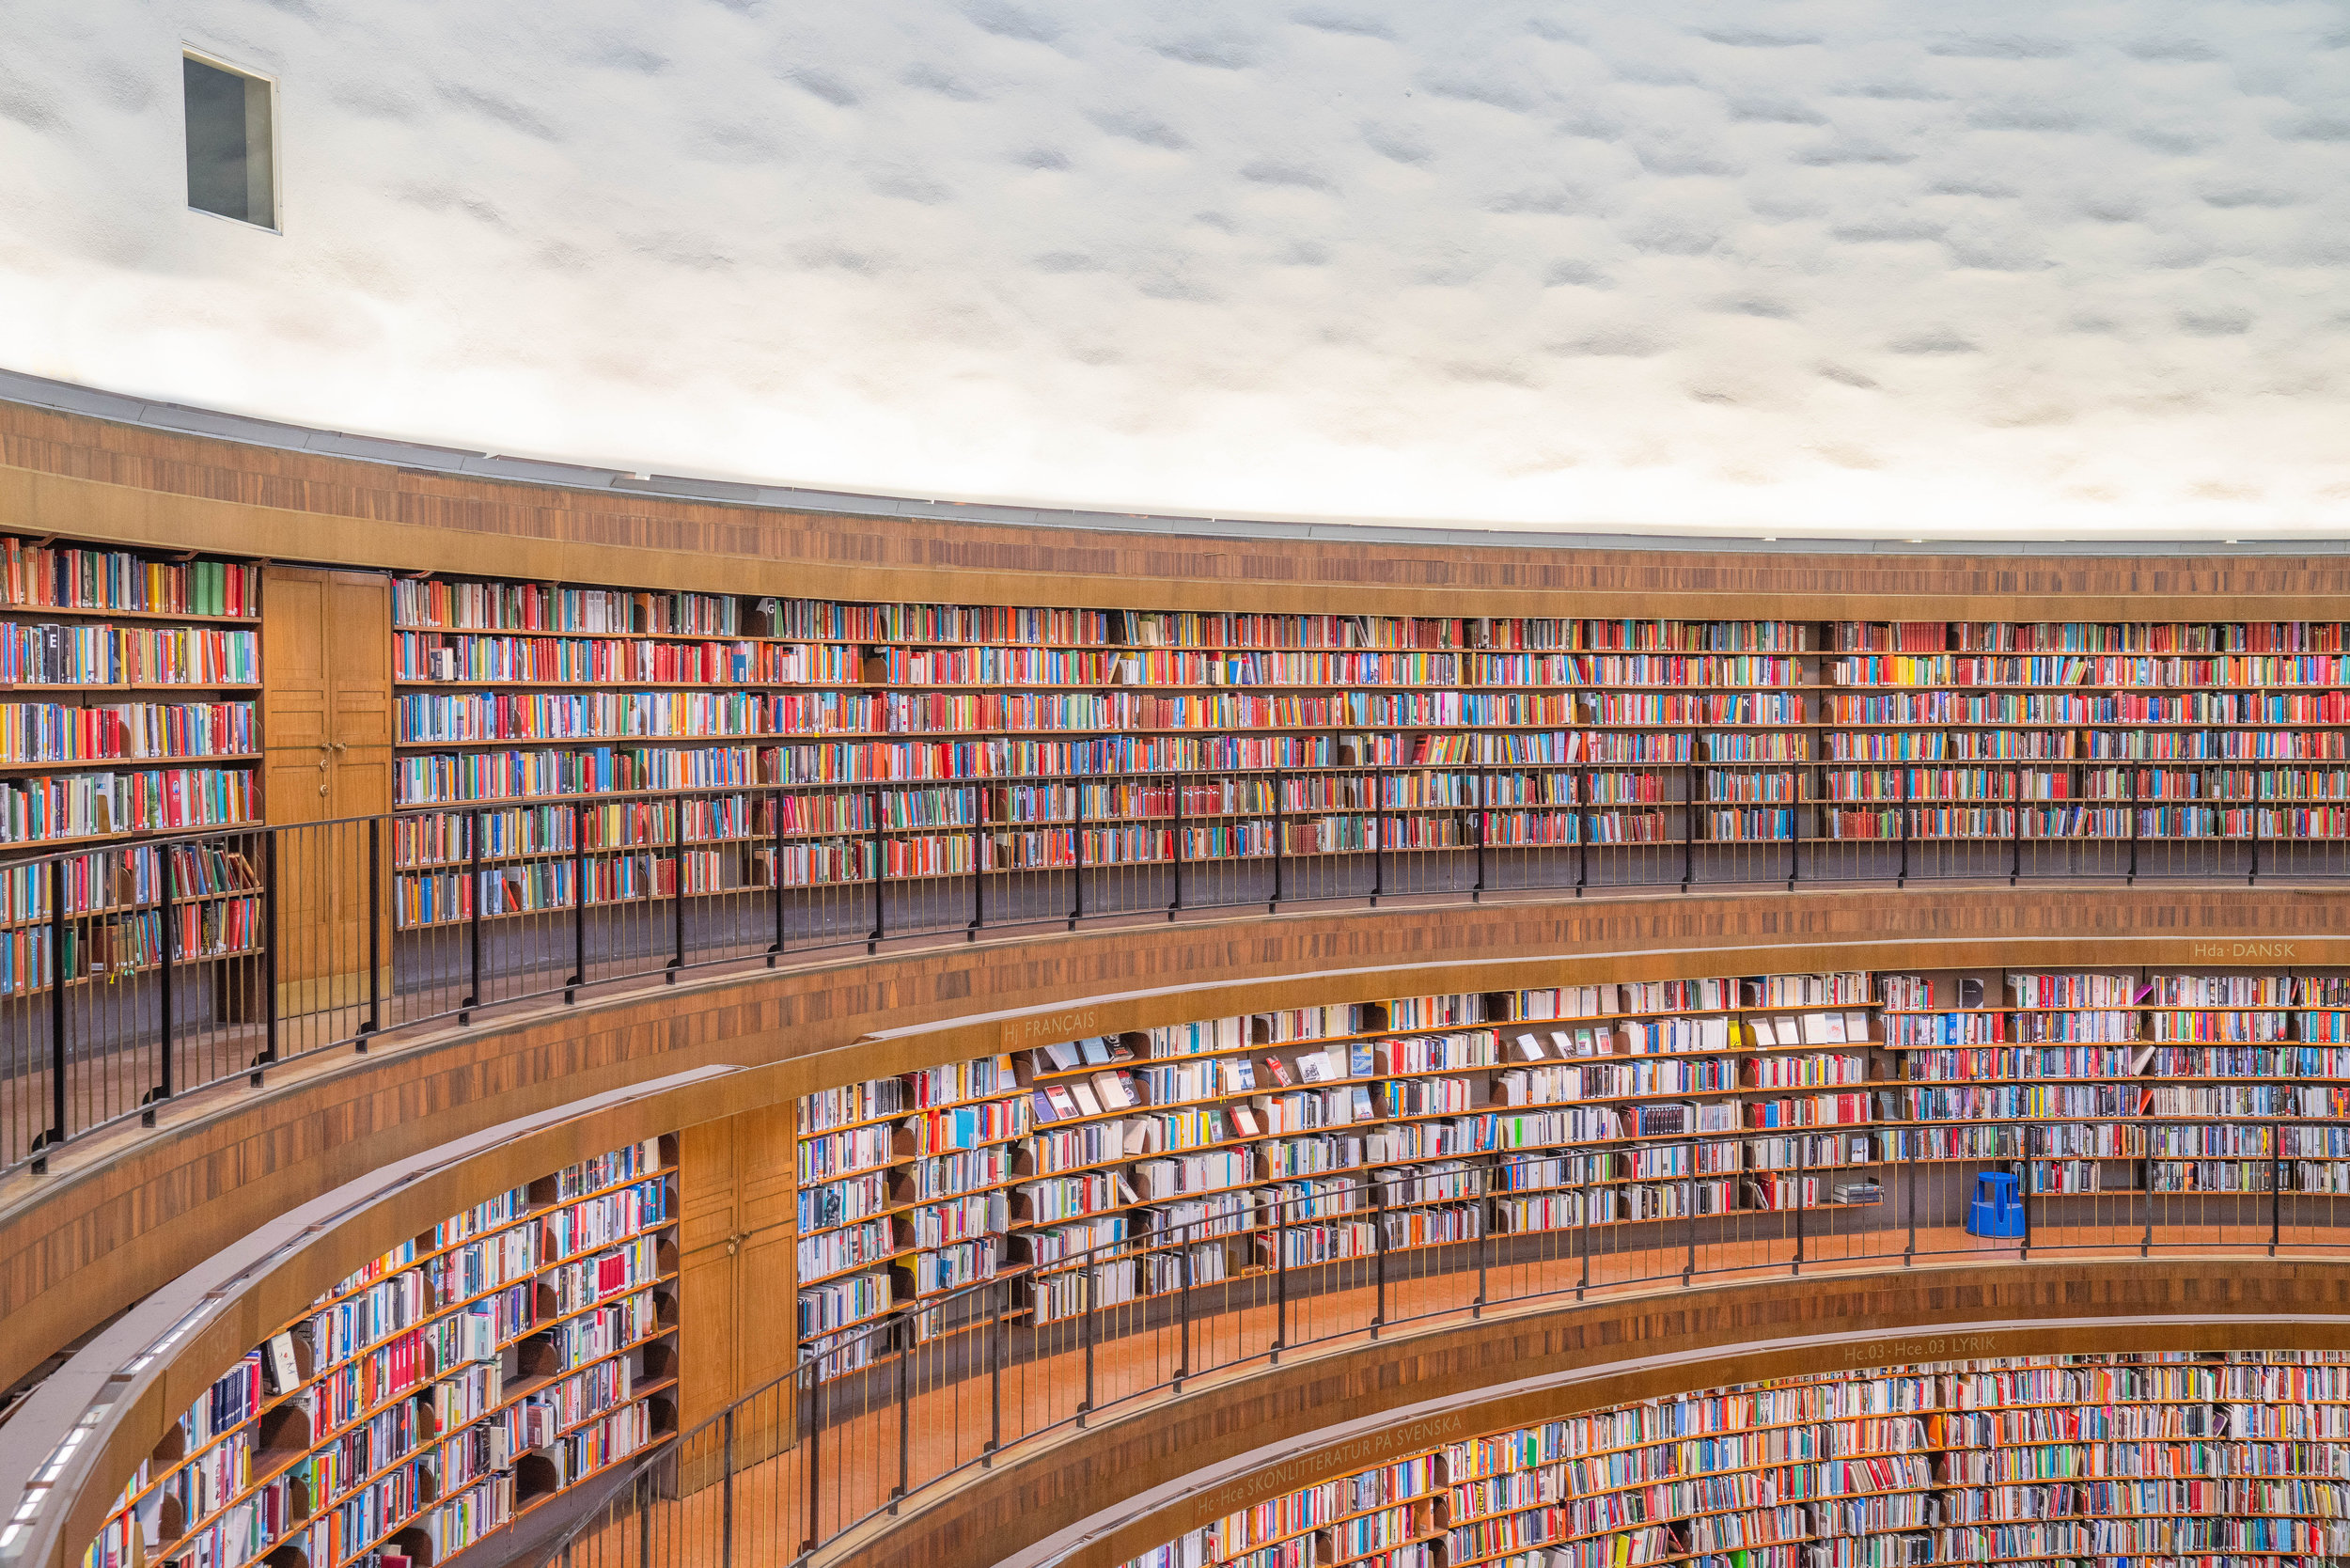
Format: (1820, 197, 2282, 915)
(1, 761, 2341, 1175)
(536, 1117, 2350, 1568)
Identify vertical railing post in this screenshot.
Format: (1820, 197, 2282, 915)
(1896, 763, 1911, 888)
(2126, 767, 2139, 885)
(1684, 1144, 1698, 1284)
(1272, 1196, 1289, 1362)
(152, 844, 175, 1121)
(2011, 761, 2025, 885)
(769, 789, 788, 963)
(1069, 780, 1086, 931)
(1576, 766, 1590, 894)
(1474, 1152, 1491, 1317)
(1269, 768, 1284, 913)
(40, 856, 67, 1160)
(2019, 1122, 2034, 1259)
(1371, 1173, 1387, 1336)
(1682, 760, 1697, 891)
(893, 1314, 910, 1510)
(569, 800, 590, 1000)
(1791, 1139, 1806, 1274)
(1168, 772, 1184, 919)
(968, 784, 985, 940)
(1904, 1123, 1919, 1263)
(721, 1405, 736, 1568)
(260, 829, 280, 1070)
(2141, 1118, 2154, 1257)
(2250, 789, 2264, 885)
(1078, 1260, 1097, 1422)
(985, 1275, 1005, 1461)
(868, 786, 885, 952)
(461, 811, 480, 1024)
(668, 797, 687, 980)
(363, 817, 383, 1038)
(1176, 1234, 1193, 1389)
(801, 1362, 822, 1555)
(1472, 767, 1487, 902)
(2272, 1119, 2284, 1255)
(1371, 769, 1385, 905)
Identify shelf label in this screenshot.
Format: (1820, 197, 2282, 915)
(1002, 1005, 1107, 1049)
(2187, 940, 2299, 960)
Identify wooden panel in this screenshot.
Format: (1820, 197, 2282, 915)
(14, 401, 2350, 619)
(676, 1104, 798, 1432)
(259, 566, 391, 1014)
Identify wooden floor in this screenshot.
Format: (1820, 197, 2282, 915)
(538, 1217, 2339, 1568)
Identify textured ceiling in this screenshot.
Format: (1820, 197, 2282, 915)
(4, 1, 2349, 537)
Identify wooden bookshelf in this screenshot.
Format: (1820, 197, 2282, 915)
(77, 1136, 682, 1568)
(1120, 1351, 2350, 1568)
(787, 964, 2350, 1370)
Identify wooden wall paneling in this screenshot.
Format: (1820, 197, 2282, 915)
(259, 565, 392, 1020)
(15, 401, 2350, 620)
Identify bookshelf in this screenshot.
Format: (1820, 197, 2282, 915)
(791, 972, 1881, 1371)
(1120, 1351, 2350, 1568)
(791, 964, 2350, 1370)
(1, 534, 266, 1005)
(386, 574, 1825, 931)
(78, 1135, 681, 1568)
(385, 573, 2350, 937)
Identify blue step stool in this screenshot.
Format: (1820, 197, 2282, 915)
(1966, 1171, 2026, 1239)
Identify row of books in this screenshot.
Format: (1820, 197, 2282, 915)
(1831, 622, 2350, 654)
(1, 623, 259, 685)
(391, 688, 1820, 744)
(0, 766, 258, 844)
(393, 579, 738, 635)
(0, 699, 256, 763)
(0, 840, 258, 921)
(1, 538, 258, 618)
(1822, 690, 2350, 724)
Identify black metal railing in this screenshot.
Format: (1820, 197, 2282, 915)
(537, 1118, 2350, 1568)
(3, 760, 2343, 1174)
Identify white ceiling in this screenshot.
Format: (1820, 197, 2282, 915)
(5, 1, 2349, 538)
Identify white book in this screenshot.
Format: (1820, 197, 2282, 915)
(1513, 1032, 1546, 1062)
(1751, 1016, 1780, 1047)
(1547, 1030, 1574, 1058)
(1843, 1011, 1871, 1043)
(1042, 1041, 1081, 1072)
(1230, 1106, 1261, 1137)
(1295, 1052, 1330, 1084)
(1070, 1082, 1105, 1119)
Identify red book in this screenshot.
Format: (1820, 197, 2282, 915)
(597, 1252, 629, 1296)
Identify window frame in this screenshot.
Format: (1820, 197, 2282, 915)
(180, 45, 282, 233)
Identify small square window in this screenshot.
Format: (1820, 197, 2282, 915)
(183, 54, 275, 229)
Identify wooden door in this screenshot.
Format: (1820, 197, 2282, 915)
(679, 1103, 801, 1472)
(261, 567, 393, 1024)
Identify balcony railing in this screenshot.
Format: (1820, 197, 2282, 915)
(536, 1127, 2350, 1568)
(2, 760, 2342, 1173)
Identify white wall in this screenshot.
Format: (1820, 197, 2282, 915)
(4, 0, 2348, 537)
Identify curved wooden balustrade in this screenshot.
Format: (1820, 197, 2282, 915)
(547, 1254, 2350, 1568)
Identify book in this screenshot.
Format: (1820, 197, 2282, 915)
(1262, 1056, 1294, 1088)
(1843, 1011, 1870, 1043)
(1228, 1059, 1257, 1091)
(1079, 1038, 1112, 1067)
(1294, 1051, 1330, 1085)
(1512, 1033, 1545, 1062)
(1041, 1041, 1081, 1072)
(1231, 1106, 1261, 1136)
(1959, 978, 1984, 1009)
(1349, 1043, 1374, 1077)
(1031, 1089, 1063, 1124)
(1044, 1087, 1080, 1121)
(1350, 1086, 1375, 1121)
(263, 1333, 301, 1395)
(1070, 1082, 1104, 1118)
